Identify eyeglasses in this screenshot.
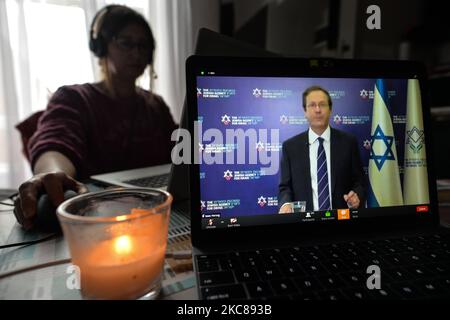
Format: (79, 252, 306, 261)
(113, 36, 152, 54)
(306, 102, 329, 109)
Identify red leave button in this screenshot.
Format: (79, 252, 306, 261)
(416, 206, 429, 213)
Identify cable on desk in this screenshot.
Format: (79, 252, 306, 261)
(0, 191, 19, 203)
(9, 192, 19, 200)
(0, 258, 71, 280)
(0, 192, 17, 208)
(0, 202, 14, 206)
(0, 233, 57, 249)
(0, 209, 14, 213)
(0, 251, 192, 280)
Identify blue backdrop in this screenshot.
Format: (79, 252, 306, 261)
(197, 76, 408, 217)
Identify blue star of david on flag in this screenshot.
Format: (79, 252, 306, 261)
(370, 124, 396, 171)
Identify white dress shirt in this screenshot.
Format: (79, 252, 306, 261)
(308, 126, 333, 211)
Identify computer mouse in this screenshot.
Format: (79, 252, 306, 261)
(34, 190, 79, 233)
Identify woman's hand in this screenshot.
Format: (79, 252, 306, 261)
(14, 172, 88, 230)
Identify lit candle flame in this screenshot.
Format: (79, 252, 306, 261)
(116, 215, 127, 222)
(114, 235, 132, 255)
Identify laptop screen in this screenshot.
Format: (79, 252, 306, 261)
(188, 58, 434, 231)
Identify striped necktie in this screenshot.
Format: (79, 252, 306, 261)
(317, 137, 331, 210)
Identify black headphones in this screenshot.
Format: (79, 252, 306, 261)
(88, 5, 154, 65)
(89, 5, 115, 58)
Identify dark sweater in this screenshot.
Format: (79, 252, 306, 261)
(28, 83, 177, 179)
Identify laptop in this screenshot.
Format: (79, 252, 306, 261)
(90, 163, 171, 189)
(186, 55, 450, 300)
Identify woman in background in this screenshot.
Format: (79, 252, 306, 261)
(14, 5, 177, 229)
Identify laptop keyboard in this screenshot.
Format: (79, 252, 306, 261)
(195, 234, 450, 300)
(123, 173, 169, 188)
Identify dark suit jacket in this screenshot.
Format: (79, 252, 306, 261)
(278, 127, 366, 210)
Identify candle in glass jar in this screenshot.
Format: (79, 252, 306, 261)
(57, 188, 172, 300)
(74, 234, 166, 300)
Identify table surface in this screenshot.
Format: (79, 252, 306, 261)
(2, 184, 450, 300)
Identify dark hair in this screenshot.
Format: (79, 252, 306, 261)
(89, 5, 155, 65)
(302, 85, 332, 110)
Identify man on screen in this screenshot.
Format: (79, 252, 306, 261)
(278, 86, 366, 214)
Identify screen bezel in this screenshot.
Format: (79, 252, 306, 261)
(185, 56, 439, 247)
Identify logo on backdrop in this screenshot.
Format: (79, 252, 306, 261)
(360, 88, 396, 100)
(253, 88, 262, 98)
(257, 196, 267, 207)
(406, 126, 424, 154)
(280, 115, 289, 125)
(221, 114, 231, 125)
(256, 141, 265, 152)
(333, 114, 342, 125)
(360, 89, 369, 99)
(329, 90, 346, 100)
(223, 170, 233, 181)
